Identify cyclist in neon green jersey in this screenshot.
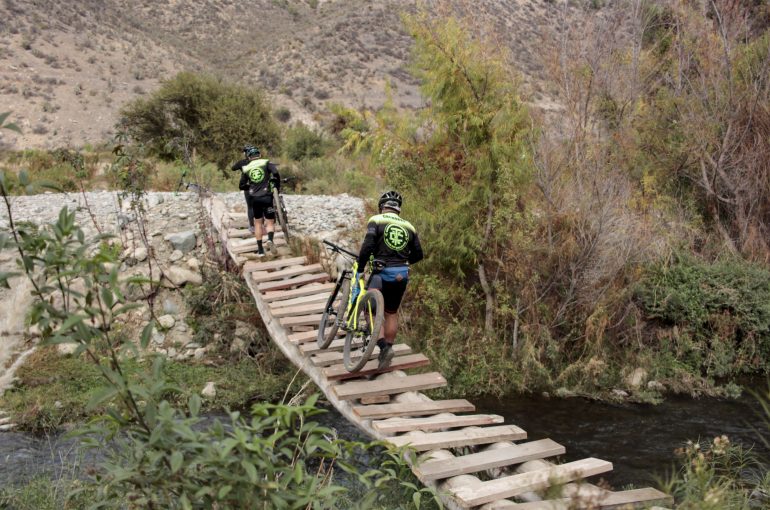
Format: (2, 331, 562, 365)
(231, 145, 280, 257)
(351, 191, 424, 369)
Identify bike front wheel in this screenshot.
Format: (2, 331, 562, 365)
(343, 289, 385, 373)
(317, 278, 349, 349)
(273, 188, 290, 242)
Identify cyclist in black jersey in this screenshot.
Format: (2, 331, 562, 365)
(231, 145, 280, 257)
(352, 191, 424, 369)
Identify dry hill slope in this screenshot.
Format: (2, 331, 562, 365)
(0, 0, 584, 150)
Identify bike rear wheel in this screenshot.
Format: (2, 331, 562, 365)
(343, 289, 384, 373)
(317, 278, 350, 349)
(273, 188, 290, 242)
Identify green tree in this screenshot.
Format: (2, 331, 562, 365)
(118, 72, 281, 173)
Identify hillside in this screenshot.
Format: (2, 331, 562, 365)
(0, 0, 579, 150)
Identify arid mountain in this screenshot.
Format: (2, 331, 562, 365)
(0, 0, 583, 150)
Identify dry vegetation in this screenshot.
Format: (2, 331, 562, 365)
(0, 0, 590, 150)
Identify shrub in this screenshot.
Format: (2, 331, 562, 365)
(635, 255, 770, 377)
(118, 72, 281, 172)
(283, 123, 327, 161)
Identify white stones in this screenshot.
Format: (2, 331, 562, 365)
(626, 367, 647, 389)
(612, 389, 629, 398)
(193, 347, 206, 359)
(134, 246, 148, 262)
(151, 330, 166, 345)
(186, 257, 200, 270)
(157, 314, 175, 329)
(647, 380, 665, 391)
(164, 231, 197, 253)
(201, 381, 216, 398)
(163, 266, 202, 287)
(169, 250, 184, 262)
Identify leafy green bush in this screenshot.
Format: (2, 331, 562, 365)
(283, 123, 327, 161)
(118, 72, 281, 171)
(635, 256, 770, 376)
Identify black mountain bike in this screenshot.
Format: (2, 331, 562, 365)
(317, 240, 384, 373)
(272, 178, 291, 242)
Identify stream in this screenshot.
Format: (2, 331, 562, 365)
(1, 393, 768, 491)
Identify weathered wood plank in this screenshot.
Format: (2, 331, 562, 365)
(310, 344, 411, 366)
(272, 300, 333, 318)
(252, 264, 324, 284)
(243, 256, 307, 273)
(230, 237, 287, 254)
(374, 413, 505, 435)
(388, 425, 527, 452)
(450, 458, 612, 508)
(257, 273, 330, 292)
(279, 313, 323, 328)
(262, 283, 335, 303)
(228, 228, 286, 239)
(324, 353, 430, 381)
(415, 438, 565, 482)
(360, 395, 391, 405)
(353, 399, 476, 419)
(494, 487, 672, 509)
(299, 338, 353, 354)
(270, 292, 331, 310)
(333, 373, 447, 401)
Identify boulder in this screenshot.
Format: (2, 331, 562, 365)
(187, 257, 200, 270)
(157, 314, 175, 329)
(647, 380, 665, 392)
(201, 381, 216, 398)
(164, 231, 197, 253)
(169, 250, 184, 262)
(163, 266, 202, 287)
(626, 367, 648, 389)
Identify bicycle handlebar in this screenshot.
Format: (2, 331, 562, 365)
(322, 239, 358, 259)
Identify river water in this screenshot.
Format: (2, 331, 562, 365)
(1, 394, 768, 490)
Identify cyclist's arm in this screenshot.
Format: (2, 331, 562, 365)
(268, 162, 281, 192)
(238, 172, 249, 191)
(356, 222, 377, 271)
(231, 159, 248, 171)
(408, 231, 424, 264)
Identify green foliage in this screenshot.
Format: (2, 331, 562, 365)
(288, 154, 378, 196)
(118, 72, 281, 171)
(283, 123, 328, 161)
(635, 256, 770, 377)
(1, 149, 99, 192)
(1, 111, 21, 133)
(0, 478, 96, 510)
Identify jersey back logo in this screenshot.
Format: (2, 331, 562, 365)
(248, 166, 265, 183)
(384, 224, 409, 251)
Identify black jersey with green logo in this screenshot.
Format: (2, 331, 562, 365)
(357, 213, 424, 269)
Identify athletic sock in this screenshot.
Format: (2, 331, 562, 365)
(257, 240, 263, 252)
(376, 338, 387, 350)
(267, 231, 274, 242)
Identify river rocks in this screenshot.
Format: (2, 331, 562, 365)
(611, 389, 629, 398)
(193, 347, 206, 359)
(186, 257, 200, 270)
(164, 231, 197, 253)
(151, 329, 165, 345)
(201, 381, 216, 398)
(626, 367, 647, 389)
(169, 249, 184, 262)
(157, 315, 175, 329)
(163, 266, 202, 287)
(647, 380, 665, 392)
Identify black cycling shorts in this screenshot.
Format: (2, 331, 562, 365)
(247, 195, 275, 220)
(368, 274, 408, 314)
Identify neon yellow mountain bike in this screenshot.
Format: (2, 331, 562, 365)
(318, 240, 384, 373)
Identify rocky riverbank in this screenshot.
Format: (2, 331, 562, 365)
(0, 191, 365, 402)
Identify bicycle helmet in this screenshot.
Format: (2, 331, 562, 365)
(243, 145, 260, 158)
(378, 190, 402, 212)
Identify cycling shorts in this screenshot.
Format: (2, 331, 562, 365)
(247, 195, 275, 220)
(368, 266, 409, 313)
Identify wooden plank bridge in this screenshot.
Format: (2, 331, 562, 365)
(204, 196, 672, 510)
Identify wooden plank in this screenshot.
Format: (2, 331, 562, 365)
(450, 458, 613, 508)
(492, 487, 672, 509)
(229, 228, 286, 239)
(252, 264, 324, 283)
(270, 292, 331, 310)
(310, 344, 411, 366)
(353, 399, 476, 419)
(262, 283, 335, 303)
(279, 313, 323, 328)
(299, 338, 353, 355)
(333, 372, 447, 401)
(324, 353, 430, 380)
(271, 300, 331, 318)
(415, 438, 564, 482)
(230, 237, 287, 254)
(374, 413, 505, 435)
(360, 395, 391, 405)
(243, 256, 306, 273)
(388, 425, 527, 452)
(257, 273, 329, 292)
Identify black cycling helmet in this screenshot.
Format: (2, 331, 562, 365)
(378, 190, 402, 212)
(243, 145, 260, 158)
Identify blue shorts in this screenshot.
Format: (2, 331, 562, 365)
(369, 266, 409, 313)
